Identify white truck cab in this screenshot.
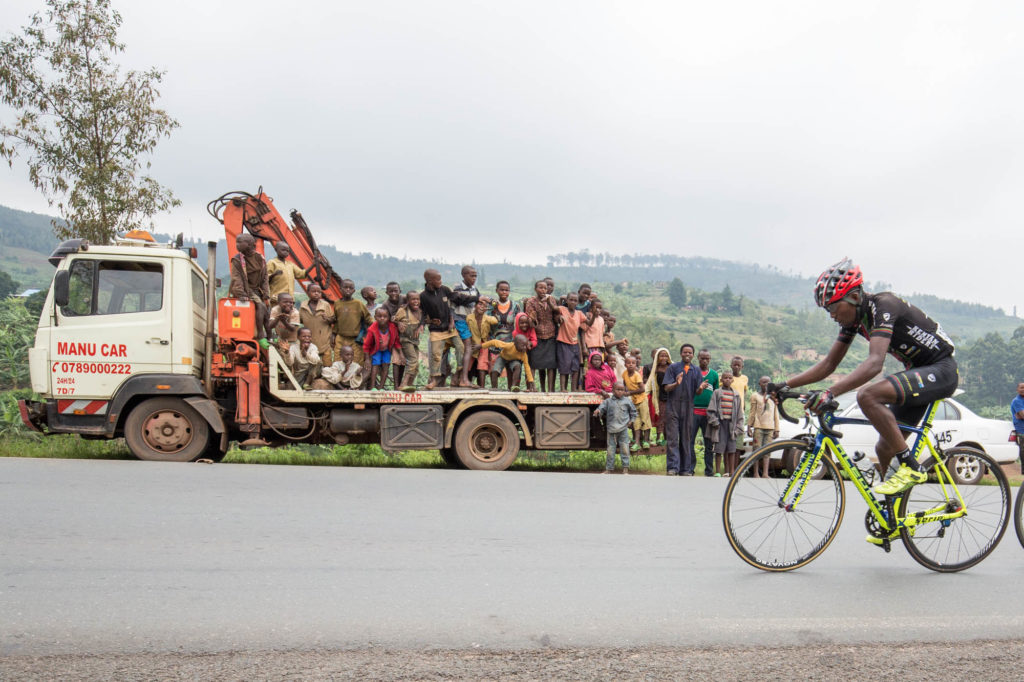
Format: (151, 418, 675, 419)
(31, 236, 208, 400)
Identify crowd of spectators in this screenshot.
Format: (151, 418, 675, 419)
(232, 238, 782, 475)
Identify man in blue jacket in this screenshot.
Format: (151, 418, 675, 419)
(1011, 383, 1024, 474)
(662, 343, 706, 476)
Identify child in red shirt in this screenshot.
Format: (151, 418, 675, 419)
(363, 307, 403, 390)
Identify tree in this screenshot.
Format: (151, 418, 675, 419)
(0, 269, 17, 298)
(0, 0, 179, 244)
(722, 283, 735, 310)
(666, 277, 687, 308)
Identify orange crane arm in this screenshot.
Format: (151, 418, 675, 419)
(207, 189, 344, 301)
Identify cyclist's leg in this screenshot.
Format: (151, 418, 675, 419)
(868, 358, 959, 493)
(857, 380, 906, 471)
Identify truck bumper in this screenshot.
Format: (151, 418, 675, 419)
(18, 399, 46, 433)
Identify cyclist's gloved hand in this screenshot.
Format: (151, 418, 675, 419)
(766, 382, 789, 397)
(806, 389, 833, 415)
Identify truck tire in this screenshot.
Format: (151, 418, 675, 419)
(453, 411, 520, 471)
(124, 397, 212, 462)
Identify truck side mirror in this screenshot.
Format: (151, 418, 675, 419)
(54, 269, 70, 308)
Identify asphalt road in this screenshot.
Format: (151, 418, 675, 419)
(3, 457, 1024, 665)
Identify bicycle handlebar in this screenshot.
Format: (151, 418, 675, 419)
(770, 387, 843, 439)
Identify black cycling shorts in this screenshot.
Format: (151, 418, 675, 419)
(885, 355, 958, 427)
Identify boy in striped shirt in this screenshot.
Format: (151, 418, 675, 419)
(707, 371, 745, 477)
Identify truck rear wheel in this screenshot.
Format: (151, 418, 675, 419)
(124, 397, 211, 462)
(453, 411, 520, 470)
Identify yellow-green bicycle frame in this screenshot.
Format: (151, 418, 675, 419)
(778, 401, 966, 545)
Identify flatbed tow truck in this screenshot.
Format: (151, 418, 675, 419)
(19, 190, 604, 470)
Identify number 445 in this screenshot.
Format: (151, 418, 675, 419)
(935, 430, 954, 444)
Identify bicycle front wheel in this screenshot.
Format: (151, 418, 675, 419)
(899, 447, 1010, 572)
(723, 439, 845, 572)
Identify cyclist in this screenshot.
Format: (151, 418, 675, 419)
(774, 258, 957, 496)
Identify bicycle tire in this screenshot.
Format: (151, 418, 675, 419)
(723, 439, 845, 572)
(899, 447, 1010, 572)
(1016, 483, 1024, 550)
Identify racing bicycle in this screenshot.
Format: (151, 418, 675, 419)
(722, 389, 1010, 572)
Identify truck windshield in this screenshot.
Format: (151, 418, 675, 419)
(64, 260, 164, 316)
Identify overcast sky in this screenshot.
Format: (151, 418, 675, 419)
(1, 1, 1020, 312)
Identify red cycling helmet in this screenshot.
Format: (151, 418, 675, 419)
(814, 258, 863, 307)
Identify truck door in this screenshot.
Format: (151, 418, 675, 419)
(49, 257, 173, 399)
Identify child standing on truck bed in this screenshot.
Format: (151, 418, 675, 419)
(299, 283, 335, 365)
(361, 286, 379, 315)
(228, 233, 272, 347)
(394, 291, 424, 390)
(467, 297, 498, 387)
(333, 279, 373, 365)
(363, 307, 403, 390)
(450, 265, 481, 388)
(267, 240, 307, 304)
(596, 381, 637, 474)
(525, 279, 559, 392)
(420, 268, 464, 390)
(555, 292, 586, 392)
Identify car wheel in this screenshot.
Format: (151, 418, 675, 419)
(781, 447, 826, 480)
(947, 450, 985, 485)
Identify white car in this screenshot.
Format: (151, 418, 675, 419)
(770, 391, 1017, 485)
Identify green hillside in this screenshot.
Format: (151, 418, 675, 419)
(1, 201, 1022, 413)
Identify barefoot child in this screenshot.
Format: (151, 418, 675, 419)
(420, 268, 463, 390)
(481, 334, 536, 391)
(707, 371, 745, 476)
(450, 265, 481, 387)
(393, 291, 424, 390)
(299, 283, 336, 365)
(363, 307, 403, 390)
(228, 233, 271, 347)
(467, 297, 498, 387)
(596, 381, 637, 474)
(488, 281, 521, 389)
(555, 292, 586, 392)
(747, 375, 780, 478)
(525, 280, 558, 392)
(333, 279, 373, 365)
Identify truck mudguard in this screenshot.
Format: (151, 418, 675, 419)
(106, 374, 209, 435)
(442, 399, 533, 449)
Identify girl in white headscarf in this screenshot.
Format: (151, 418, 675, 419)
(645, 347, 672, 445)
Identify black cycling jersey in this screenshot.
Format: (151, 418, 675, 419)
(837, 292, 955, 368)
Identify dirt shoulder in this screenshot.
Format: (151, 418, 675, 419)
(4, 640, 1024, 681)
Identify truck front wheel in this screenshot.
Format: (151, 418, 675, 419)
(453, 411, 520, 470)
(124, 397, 211, 462)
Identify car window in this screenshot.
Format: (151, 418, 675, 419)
(939, 401, 961, 421)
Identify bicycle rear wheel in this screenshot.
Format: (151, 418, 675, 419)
(899, 447, 1010, 572)
(1015, 484, 1024, 549)
(723, 440, 845, 572)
